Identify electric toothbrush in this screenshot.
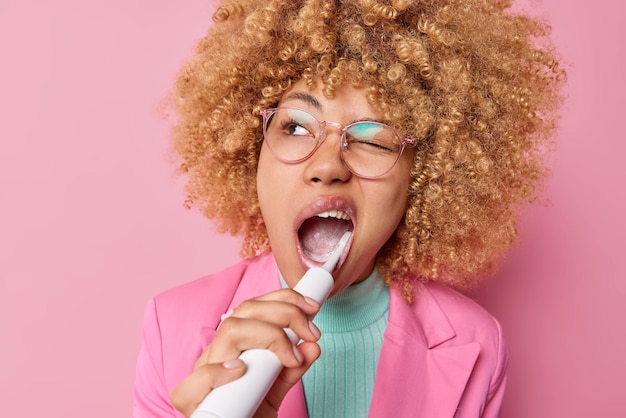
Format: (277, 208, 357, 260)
(190, 231, 352, 418)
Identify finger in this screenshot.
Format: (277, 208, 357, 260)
(209, 317, 307, 368)
(231, 299, 321, 342)
(171, 359, 246, 417)
(248, 288, 321, 315)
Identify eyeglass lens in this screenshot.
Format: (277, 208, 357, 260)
(263, 107, 405, 178)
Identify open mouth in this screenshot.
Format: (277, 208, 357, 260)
(298, 210, 354, 264)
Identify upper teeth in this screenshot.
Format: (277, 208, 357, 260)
(316, 210, 351, 220)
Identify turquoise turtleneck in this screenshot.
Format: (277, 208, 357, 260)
(292, 268, 390, 417)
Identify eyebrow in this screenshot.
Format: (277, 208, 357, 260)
(280, 92, 322, 111)
(279, 91, 389, 126)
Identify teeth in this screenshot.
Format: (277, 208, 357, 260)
(316, 210, 351, 221)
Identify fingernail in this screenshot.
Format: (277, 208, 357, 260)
(292, 345, 303, 363)
(304, 296, 320, 308)
(309, 321, 321, 339)
(222, 359, 244, 369)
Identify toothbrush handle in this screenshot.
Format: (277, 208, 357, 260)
(190, 266, 334, 418)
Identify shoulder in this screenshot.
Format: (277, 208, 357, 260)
(419, 281, 505, 351)
(152, 259, 252, 318)
(420, 281, 508, 394)
(395, 281, 508, 411)
(149, 252, 279, 332)
(135, 255, 276, 397)
(419, 282, 509, 412)
(421, 281, 501, 332)
(390, 280, 506, 362)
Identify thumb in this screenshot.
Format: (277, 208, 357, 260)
(171, 359, 247, 417)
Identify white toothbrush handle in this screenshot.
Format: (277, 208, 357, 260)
(190, 266, 334, 418)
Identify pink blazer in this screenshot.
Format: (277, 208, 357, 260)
(134, 253, 507, 417)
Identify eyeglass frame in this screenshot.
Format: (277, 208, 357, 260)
(260, 107, 417, 179)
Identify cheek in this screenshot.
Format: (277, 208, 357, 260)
(360, 180, 410, 245)
(379, 170, 412, 229)
(256, 146, 275, 203)
(256, 146, 294, 238)
(385, 191, 409, 231)
(256, 149, 275, 227)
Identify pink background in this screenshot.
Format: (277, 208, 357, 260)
(0, 0, 624, 416)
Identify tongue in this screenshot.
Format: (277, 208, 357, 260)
(299, 217, 352, 262)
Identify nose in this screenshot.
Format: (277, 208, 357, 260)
(303, 124, 352, 185)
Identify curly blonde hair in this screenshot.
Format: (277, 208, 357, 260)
(172, 0, 564, 300)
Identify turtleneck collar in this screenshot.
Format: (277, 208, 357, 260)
(280, 268, 389, 333)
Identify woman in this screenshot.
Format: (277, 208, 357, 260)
(134, 0, 564, 416)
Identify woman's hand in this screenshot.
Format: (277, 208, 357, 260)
(170, 358, 247, 417)
(170, 288, 323, 417)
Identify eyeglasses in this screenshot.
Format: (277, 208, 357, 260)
(260, 107, 416, 179)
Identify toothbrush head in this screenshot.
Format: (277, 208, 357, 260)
(322, 231, 352, 273)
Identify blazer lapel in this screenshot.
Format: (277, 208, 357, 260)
(279, 380, 309, 418)
(369, 284, 480, 418)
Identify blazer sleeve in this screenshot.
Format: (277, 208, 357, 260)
(133, 298, 181, 418)
(481, 318, 509, 418)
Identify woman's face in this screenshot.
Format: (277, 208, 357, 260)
(256, 79, 413, 296)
